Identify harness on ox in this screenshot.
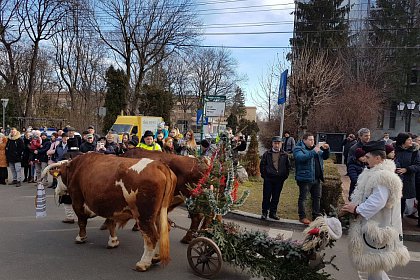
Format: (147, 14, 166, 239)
(42, 153, 177, 272)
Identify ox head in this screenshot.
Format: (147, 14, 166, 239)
(42, 161, 69, 196)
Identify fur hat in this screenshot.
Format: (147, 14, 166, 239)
(395, 132, 410, 147)
(385, 144, 394, 155)
(355, 148, 366, 159)
(326, 217, 342, 240)
(362, 141, 385, 153)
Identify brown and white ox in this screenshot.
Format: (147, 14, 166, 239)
(42, 153, 176, 272)
(121, 149, 209, 243)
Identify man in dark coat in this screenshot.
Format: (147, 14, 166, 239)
(80, 134, 96, 153)
(394, 132, 420, 216)
(259, 136, 290, 220)
(5, 128, 24, 187)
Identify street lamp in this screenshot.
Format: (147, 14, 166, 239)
(397, 100, 416, 132)
(1, 99, 9, 131)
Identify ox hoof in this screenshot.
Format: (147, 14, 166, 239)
(75, 235, 87, 244)
(106, 240, 120, 249)
(135, 262, 151, 272)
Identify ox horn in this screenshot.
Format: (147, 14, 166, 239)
(41, 160, 69, 178)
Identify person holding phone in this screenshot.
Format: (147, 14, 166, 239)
(293, 132, 330, 225)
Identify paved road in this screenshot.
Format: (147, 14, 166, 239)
(1, 182, 419, 280)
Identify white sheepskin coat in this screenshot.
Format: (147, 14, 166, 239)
(349, 159, 410, 273)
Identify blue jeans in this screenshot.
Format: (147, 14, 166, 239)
(297, 181, 322, 220)
(262, 177, 286, 214)
(9, 162, 22, 182)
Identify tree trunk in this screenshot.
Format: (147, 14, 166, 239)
(25, 41, 40, 118)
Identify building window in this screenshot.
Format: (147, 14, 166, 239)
(410, 68, 418, 85)
(389, 102, 396, 129)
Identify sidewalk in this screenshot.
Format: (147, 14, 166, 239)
(226, 163, 420, 242)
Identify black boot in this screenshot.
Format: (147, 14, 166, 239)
(260, 212, 268, 220)
(269, 212, 280, 220)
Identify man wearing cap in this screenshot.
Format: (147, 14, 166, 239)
(293, 132, 330, 225)
(87, 125, 100, 142)
(137, 130, 162, 151)
(80, 134, 96, 153)
(259, 136, 290, 220)
(342, 141, 410, 280)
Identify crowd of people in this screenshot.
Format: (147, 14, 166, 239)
(343, 128, 420, 228)
(260, 129, 414, 279)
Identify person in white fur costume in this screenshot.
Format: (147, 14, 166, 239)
(342, 141, 410, 280)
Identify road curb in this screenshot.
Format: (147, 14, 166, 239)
(226, 210, 420, 242)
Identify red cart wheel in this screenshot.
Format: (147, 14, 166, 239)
(187, 237, 222, 278)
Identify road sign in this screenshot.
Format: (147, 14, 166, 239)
(98, 107, 106, 117)
(278, 69, 288, 105)
(205, 101, 226, 117)
(196, 109, 208, 125)
(206, 95, 226, 102)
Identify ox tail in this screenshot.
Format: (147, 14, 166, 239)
(41, 160, 69, 178)
(159, 167, 177, 265)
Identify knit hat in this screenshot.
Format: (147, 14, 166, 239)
(143, 130, 154, 138)
(41, 132, 48, 137)
(355, 148, 366, 159)
(385, 144, 395, 155)
(395, 132, 410, 147)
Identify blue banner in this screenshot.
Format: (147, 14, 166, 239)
(278, 69, 288, 105)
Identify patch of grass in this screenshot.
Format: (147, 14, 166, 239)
(237, 175, 302, 220)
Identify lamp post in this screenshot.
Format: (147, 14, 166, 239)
(1, 99, 9, 131)
(397, 100, 416, 132)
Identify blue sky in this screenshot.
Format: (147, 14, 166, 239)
(200, 0, 295, 106)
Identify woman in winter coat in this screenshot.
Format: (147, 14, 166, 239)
(177, 129, 197, 156)
(5, 128, 24, 187)
(0, 133, 8, 184)
(394, 132, 420, 216)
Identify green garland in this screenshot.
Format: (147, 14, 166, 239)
(204, 222, 335, 280)
(186, 136, 250, 217)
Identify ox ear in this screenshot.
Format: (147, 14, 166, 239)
(49, 169, 62, 178)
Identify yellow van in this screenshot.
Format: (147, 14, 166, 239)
(109, 116, 163, 141)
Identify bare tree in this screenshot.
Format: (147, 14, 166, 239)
(289, 48, 343, 137)
(92, 0, 201, 114)
(166, 55, 198, 126)
(190, 48, 239, 109)
(0, 0, 24, 114)
(18, 0, 69, 118)
(52, 0, 106, 117)
(251, 59, 283, 121)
